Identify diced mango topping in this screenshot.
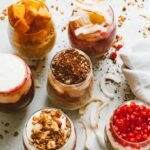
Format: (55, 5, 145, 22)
(7, 0, 50, 34)
(14, 19, 30, 33)
(8, 5, 16, 26)
(88, 11, 105, 24)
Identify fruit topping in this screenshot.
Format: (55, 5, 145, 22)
(88, 11, 106, 24)
(8, 0, 51, 33)
(112, 102, 150, 143)
(13, 3, 25, 19)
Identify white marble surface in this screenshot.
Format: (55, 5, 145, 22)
(0, 0, 150, 150)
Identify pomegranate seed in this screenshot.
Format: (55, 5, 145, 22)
(116, 44, 123, 50)
(112, 102, 150, 145)
(142, 134, 148, 140)
(130, 138, 136, 142)
(111, 52, 117, 59)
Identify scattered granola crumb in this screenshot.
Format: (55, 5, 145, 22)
(4, 130, 9, 134)
(2, 9, 7, 16)
(56, 6, 59, 11)
(13, 131, 19, 137)
(5, 123, 10, 127)
(147, 27, 150, 31)
(0, 16, 5, 21)
(142, 31, 147, 38)
(118, 15, 126, 27)
(122, 6, 126, 11)
(62, 26, 66, 32)
(50, 5, 54, 8)
(0, 134, 4, 139)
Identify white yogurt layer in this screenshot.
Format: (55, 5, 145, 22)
(0, 54, 27, 92)
(0, 53, 32, 103)
(23, 109, 76, 150)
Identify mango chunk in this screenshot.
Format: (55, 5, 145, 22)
(14, 19, 30, 33)
(89, 11, 105, 24)
(8, 5, 17, 26)
(13, 3, 25, 19)
(25, 6, 38, 25)
(33, 7, 51, 29)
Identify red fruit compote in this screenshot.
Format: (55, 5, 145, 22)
(105, 101, 150, 150)
(68, 0, 116, 58)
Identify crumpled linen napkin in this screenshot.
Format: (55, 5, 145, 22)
(120, 39, 150, 104)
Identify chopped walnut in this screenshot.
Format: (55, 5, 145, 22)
(118, 15, 126, 27)
(47, 141, 56, 149)
(0, 16, 5, 21)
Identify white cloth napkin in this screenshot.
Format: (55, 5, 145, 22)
(120, 39, 150, 104)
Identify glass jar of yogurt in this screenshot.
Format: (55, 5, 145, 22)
(23, 108, 76, 150)
(47, 48, 93, 110)
(8, 0, 56, 61)
(68, 0, 116, 58)
(0, 53, 34, 111)
(105, 100, 150, 150)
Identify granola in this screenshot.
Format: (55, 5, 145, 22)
(51, 49, 90, 85)
(30, 109, 71, 150)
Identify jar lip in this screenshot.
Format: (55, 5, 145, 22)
(9, 0, 51, 36)
(111, 100, 150, 145)
(49, 48, 93, 87)
(24, 108, 73, 149)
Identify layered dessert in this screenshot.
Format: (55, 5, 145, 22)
(47, 48, 93, 110)
(8, 0, 55, 60)
(105, 101, 150, 150)
(0, 53, 34, 111)
(68, 0, 116, 58)
(23, 108, 76, 150)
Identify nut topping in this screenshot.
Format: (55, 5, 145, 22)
(30, 109, 71, 150)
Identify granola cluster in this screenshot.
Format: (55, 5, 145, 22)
(51, 49, 90, 85)
(30, 109, 71, 150)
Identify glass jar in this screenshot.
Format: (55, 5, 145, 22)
(68, 1, 116, 58)
(105, 100, 150, 150)
(23, 108, 77, 150)
(8, 0, 56, 61)
(0, 53, 34, 112)
(47, 48, 93, 110)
